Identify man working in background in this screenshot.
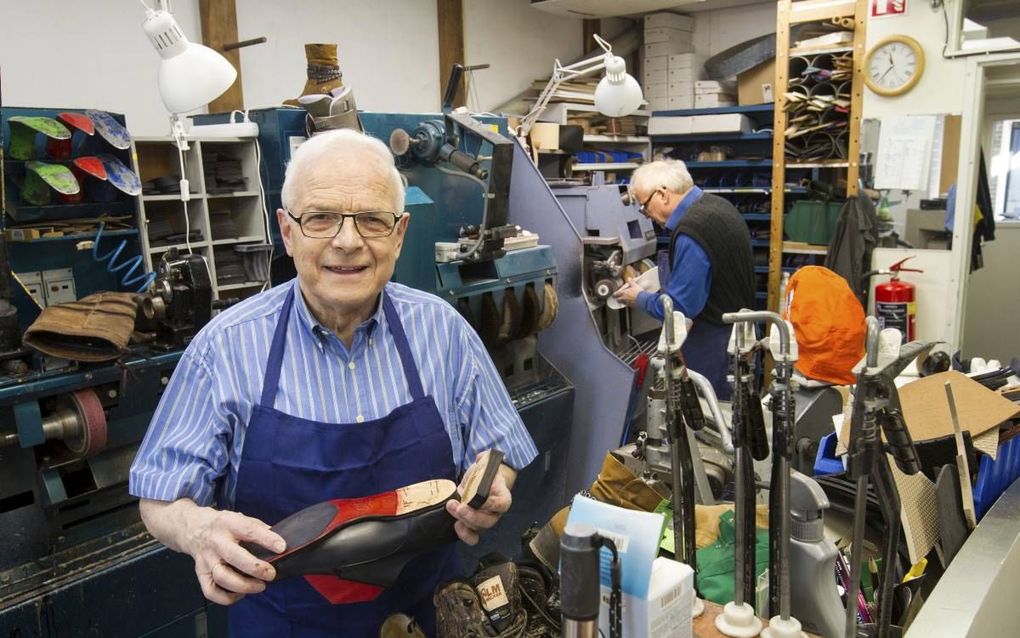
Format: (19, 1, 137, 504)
(129, 129, 537, 637)
(614, 159, 755, 399)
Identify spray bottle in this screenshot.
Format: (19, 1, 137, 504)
(789, 470, 844, 638)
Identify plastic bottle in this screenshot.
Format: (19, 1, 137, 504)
(789, 471, 844, 638)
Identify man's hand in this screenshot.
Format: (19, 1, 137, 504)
(139, 498, 286, 606)
(612, 282, 641, 308)
(445, 456, 515, 546)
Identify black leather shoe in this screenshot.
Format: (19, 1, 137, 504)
(249, 479, 459, 588)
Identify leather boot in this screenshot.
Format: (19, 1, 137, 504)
(528, 452, 669, 571)
(589, 451, 669, 511)
(472, 558, 526, 636)
(284, 43, 343, 106)
(379, 613, 427, 638)
(434, 580, 490, 638)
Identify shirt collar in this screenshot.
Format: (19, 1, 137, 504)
(292, 279, 385, 341)
(664, 186, 704, 232)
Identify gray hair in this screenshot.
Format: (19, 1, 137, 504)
(281, 128, 405, 212)
(630, 159, 694, 196)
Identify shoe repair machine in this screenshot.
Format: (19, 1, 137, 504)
(0, 107, 226, 635)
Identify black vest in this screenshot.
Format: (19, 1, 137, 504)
(669, 193, 756, 325)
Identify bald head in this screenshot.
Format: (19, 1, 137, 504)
(281, 129, 405, 213)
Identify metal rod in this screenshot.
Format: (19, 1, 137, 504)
(845, 474, 870, 638)
(873, 454, 901, 638)
(222, 36, 267, 51)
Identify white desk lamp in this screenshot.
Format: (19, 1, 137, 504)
(519, 34, 643, 139)
(141, 1, 237, 150)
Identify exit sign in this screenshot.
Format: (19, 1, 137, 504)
(871, 0, 907, 17)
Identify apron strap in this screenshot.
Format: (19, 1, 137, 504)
(382, 292, 426, 401)
(260, 285, 297, 408)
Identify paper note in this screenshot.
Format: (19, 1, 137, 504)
(875, 115, 938, 192)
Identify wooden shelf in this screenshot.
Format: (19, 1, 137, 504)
(572, 162, 640, 171)
(786, 160, 851, 168)
(783, 241, 829, 255)
(789, 45, 854, 56)
(583, 135, 649, 143)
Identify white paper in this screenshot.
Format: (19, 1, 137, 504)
(874, 115, 938, 192)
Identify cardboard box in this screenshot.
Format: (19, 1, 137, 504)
(668, 95, 695, 110)
(599, 558, 694, 638)
(644, 27, 693, 44)
(645, 96, 669, 112)
(643, 55, 668, 71)
(667, 81, 694, 97)
(648, 115, 694, 135)
(667, 53, 704, 69)
(695, 94, 736, 108)
(644, 12, 694, 31)
(691, 113, 752, 133)
(643, 67, 668, 85)
(643, 40, 694, 58)
(668, 67, 704, 82)
(737, 59, 777, 105)
(644, 82, 667, 99)
(695, 80, 737, 94)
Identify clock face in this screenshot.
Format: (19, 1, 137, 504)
(866, 36, 924, 96)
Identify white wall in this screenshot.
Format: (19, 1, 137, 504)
(692, 1, 777, 59)
(0, 0, 205, 137)
(962, 224, 1020, 361)
(234, 0, 439, 115)
(463, 0, 582, 113)
(0, 0, 579, 136)
(863, 1, 968, 118)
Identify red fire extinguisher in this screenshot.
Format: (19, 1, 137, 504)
(871, 257, 923, 342)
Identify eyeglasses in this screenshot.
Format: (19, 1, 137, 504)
(637, 188, 664, 216)
(285, 210, 404, 239)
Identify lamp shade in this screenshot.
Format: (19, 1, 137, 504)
(143, 9, 237, 114)
(594, 54, 643, 117)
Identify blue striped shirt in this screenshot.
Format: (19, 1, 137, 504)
(129, 278, 538, 509)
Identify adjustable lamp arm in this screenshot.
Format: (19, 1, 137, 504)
(519, 34, 616, 138)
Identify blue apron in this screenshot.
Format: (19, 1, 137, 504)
(229, 286, 459, 637)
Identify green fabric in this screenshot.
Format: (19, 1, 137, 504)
(694, 510, 770, 605)
(655, 500, 675, 555)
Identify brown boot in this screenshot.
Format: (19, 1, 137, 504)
(284, 43, 342, 106)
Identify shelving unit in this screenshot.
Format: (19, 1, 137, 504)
(134, 136, 271, 304)
(0, 107, 148, 314)
(650, 104, 777, 309)
(767, 0, 868, 309)
(534, 102, 651, 180)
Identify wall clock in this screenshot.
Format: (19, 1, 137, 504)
(864, 35, 925, 97)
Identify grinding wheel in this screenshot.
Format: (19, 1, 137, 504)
(64, 389, 107, 457)
(497, 289, 521, 344)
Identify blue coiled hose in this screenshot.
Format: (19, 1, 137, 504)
(92, 222, 157, 293)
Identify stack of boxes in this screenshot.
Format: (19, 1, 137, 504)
(694, 80, 737, 108)
(641, 13, 704, 112)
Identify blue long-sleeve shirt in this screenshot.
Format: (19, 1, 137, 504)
(129, 279, 537, 509)
(637, 187, 712, 321)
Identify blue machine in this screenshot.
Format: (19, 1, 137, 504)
(0, 107, 223, 635)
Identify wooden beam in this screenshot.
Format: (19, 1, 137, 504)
(583, 19, 600, 53)
(199, 0, 244, 114)
(437, 0, 466, 108)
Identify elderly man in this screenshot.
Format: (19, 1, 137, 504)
(129, 129, 537, 636)
(613, 159, 754, 399)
